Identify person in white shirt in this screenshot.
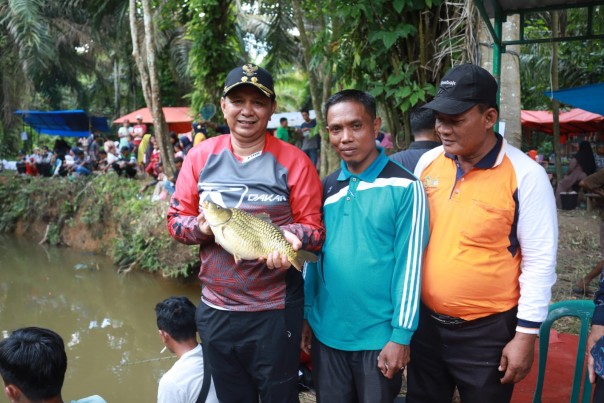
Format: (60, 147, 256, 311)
(156, 296, 218, 403)
(118, 119, 133, 150)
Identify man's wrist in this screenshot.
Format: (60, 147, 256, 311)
(516, 326, 540, 335)
(516, 318, 541, 335)
(513, 331, 538, 340)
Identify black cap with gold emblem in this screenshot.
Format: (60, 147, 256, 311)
(222, 63, 275, 100)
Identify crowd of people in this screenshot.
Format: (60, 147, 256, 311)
(4, 62, 604, 403)
(12, 115, 201, 201)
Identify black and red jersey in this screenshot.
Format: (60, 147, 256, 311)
(167, 134, 325, 311)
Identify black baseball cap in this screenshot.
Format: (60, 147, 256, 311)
(423, 64, 498, 115)
(223, 63, 275, 100)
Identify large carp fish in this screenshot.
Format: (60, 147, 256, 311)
(200, 200, 318, 271)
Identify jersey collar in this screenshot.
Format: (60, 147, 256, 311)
(338, 147, 388, 182)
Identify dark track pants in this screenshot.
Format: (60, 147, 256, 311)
(406, 304, 517, 403)
(196, 301, 302, 403)
(594, 376, 604, 402)
(311, 338, 402, 403)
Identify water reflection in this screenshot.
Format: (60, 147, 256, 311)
(0, 234, 200, 402)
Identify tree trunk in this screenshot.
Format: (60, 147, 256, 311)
(291, 0, 339, 177)
(477, 14, 521, 147)
(500, 14, 521, 148)
(551, 11, 562, 184)
(128, 0, 174, 176)
(113, 58, 120, 117)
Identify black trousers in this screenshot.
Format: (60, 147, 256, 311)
(112, 162, 137, 178)
(406, 304, 517, 403)
(311, 338, 402, 403)
(594, 376, 604, 402)
(196, 301, 302, 403)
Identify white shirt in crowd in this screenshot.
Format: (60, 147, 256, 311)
(157, 344, 218, 403)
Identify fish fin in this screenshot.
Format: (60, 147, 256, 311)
(254, 213, 273, 223)
(250, 213, 283, 234)
(292, 250, 318, 271)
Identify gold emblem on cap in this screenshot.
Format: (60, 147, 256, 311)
(223, 63, 274, 98)
(242, 63, 258, 77)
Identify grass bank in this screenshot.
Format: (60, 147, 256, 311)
(0, 172, 198, 278)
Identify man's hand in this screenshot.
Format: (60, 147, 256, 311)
(196, 211, 213, 236)
(377, 341, 409, 380)
(301, 320, 313, 355)
(588, 324, 604, 383)
(499, 332, 537, 384)
(263, 230, 301, 270)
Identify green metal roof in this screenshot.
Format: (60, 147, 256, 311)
(474, 0, 604, 49)
(481, 0, 602, 17)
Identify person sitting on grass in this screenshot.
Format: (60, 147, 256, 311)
(111, 146, 137, 178)
(140, 162, 163, 195)
(574, 169, 604, 295)
(556, 140, 597, 208)
(68, 149, 93, 176)
(151, 157, 183, 201)
(0, 326, 106, 403)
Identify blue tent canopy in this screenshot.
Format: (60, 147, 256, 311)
(548, 83, 604, 116)
(14, 110, 110, 137)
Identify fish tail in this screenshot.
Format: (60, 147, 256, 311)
(292, 249, 318, 271)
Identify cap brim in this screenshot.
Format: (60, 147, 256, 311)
(223, 82, 273, 99)
(422, 97, 476, 115)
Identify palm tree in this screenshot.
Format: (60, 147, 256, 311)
(0, 0, 53, 138)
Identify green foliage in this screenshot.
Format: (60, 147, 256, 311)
(46, 223, 62, 246)
(0, 173, 197, 278)
(258, 1, 299, 74)
(520, 8, 604, 110)
(538, 140, 554, 157)
(187, 0, 244, 113)
(318, 0, 445, 146)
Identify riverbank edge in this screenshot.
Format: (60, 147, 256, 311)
(0, 173, 199, 278)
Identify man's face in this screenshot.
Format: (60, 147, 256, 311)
(301, 111, 310, 122)
(123, 120, 130, 127)
(281, 120, 288, 127)
(221, 86, 276, 142)
(434, 105, 497, 160)
(136, 119, 142, 125)
(327, 100, 380, 175)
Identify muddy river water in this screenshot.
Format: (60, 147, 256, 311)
(0, 234, 201, 402)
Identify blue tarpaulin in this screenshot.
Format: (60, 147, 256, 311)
(14, 110, 110, 137)
(548, 83, 604, 116)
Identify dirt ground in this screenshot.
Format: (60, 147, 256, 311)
(554, 207, 601, 303)
(298, 206, 603, 402)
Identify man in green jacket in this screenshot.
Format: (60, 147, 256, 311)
(302, 89, 429, 402)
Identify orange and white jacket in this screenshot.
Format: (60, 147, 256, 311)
(415, 134, 557, 334)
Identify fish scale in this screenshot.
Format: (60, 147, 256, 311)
(224, 209, 285, 254)
(201, 200, 318, 271)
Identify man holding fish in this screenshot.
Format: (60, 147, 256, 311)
(166, 63, 324, 403)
